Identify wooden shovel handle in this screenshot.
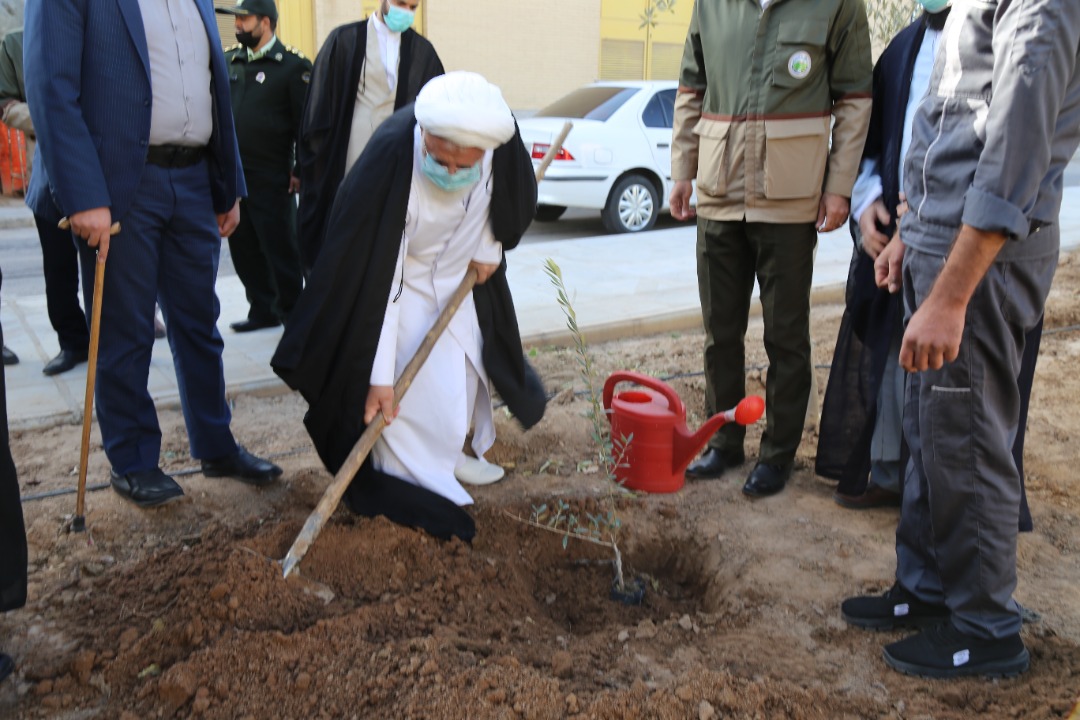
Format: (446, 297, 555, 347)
(281, 267, 480, 578)
(534, 121, 572, 182)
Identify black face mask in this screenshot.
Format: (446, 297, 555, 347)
(235, 29, 259, 49)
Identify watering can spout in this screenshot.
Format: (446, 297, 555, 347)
(672, 414, 727, 475)
(672, 396, 766, 475)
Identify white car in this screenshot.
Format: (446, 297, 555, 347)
(519, 81, 685, 234)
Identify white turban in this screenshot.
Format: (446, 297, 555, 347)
(414, 71, 515, 150)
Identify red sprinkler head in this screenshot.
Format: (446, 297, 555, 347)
(734, 396, 765, 425)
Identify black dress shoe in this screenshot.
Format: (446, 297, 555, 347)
(834, 485, 902, 510)
(229, 318, 281, 333)
(2, 345, 18, 366)
(741, 462, 792, 498)
(110, 468, 185, 508)
(42, 348, 89, 376)
(201, 447, 282, 486)
(685, 447, 745, 479)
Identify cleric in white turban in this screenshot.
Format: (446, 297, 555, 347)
(273, 71, 546, 543)
(415, 71, 516, 150)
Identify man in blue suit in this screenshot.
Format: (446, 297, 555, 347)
(23, 0, 282, 508)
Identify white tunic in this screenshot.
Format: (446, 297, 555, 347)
(369, 125, 503, 506)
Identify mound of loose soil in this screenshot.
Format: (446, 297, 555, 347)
(4, 256, 1080, 719)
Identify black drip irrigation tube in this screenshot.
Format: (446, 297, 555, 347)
(20, 447, 313, 504)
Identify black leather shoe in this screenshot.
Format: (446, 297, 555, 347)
(201, 447, 282, 486)
(685, 448, 745, 479)
(2, 345, 18, 366)
(834, 485, 902, 510)
(229, 318, 281, 333)
(110, 468, 185, 508)
(42, 349, 89, 376)
(741, 462, 792, 497)
(841, 581, 950, 630)
(0, 652, 14, 683)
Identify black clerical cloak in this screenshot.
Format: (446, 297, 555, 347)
(0, 270, 27, 613)
(297, 20, 444, 272)
(273, 107, 545, 540)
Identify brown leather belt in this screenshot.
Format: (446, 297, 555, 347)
(146, 144, 206, 169)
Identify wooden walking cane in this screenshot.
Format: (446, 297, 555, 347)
(58, 217, 121, 533)
(280, 121, 574, 578)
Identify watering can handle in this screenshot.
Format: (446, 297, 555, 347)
(602, 370, 686, 417)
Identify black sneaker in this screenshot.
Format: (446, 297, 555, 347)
(883, 621, 1029, 679)
(841, 582, 950, 630)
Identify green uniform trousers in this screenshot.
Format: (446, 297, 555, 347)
(696, 219, 817, 467)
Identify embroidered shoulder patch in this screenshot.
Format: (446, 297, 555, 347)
(788, 51, 812, 79)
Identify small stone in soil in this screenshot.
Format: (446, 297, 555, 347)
(551, 650, 573, 679)
(634, 620, 658, 639)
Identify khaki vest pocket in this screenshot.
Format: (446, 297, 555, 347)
(692, 118, 732, 197)
(763, 118, 829, 200)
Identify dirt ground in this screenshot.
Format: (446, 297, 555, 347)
(3, 253, 1080, 720)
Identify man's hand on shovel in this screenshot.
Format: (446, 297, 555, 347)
(364, 386, 398, 425)
(64, 207, 117, 260)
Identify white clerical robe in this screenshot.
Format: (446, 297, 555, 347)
(369, 125, 503, 506)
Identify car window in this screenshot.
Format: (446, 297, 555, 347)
(534, 87, 639, 121)
(641, 89, 676, 129)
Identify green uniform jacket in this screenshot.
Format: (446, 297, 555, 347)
(0, 29, 24, 104)
(225, 39, 312, 180)
(672, 0, 873, 223)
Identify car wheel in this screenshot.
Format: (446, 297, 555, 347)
(602, 174, 658, 233)
(534, 204, 567, 222)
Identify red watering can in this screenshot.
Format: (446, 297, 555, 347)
(602, 371, 765, 494)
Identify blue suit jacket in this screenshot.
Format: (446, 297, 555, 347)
(23, 0, 246, 223)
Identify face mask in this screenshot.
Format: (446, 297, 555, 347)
(383, 4, 415, 33)
(235, 29, 259, 49)
(917, 0, 949, 13)
(421, 152, 481, 192)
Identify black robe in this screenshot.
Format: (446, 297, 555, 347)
(0, 268, 27, 614)
(297, 20, 444, 273)
(816, 15, 929, 497)
(273, 107, 545, 541)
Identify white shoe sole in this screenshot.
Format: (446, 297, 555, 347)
(455, 456, 506, 486)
